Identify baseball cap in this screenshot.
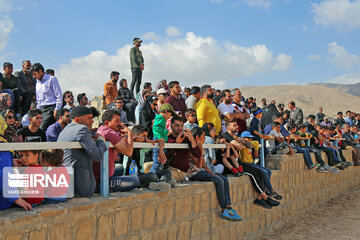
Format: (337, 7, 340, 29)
(133, 38, 142, 43)
(241, 131, 254, 138)
(157, 88, 168, 95)
(3, 62, 12, 68)
(159, 103, 174, 113)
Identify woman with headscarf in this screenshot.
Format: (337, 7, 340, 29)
(0, 115, 32, 210)
(3, 110, 22, 143)
(203, 123, 224, 175)
(140, 95, 158, 139)
(261, 103, 280, 129)
(0, 93, 12, 113)
(155, 79, 168, 91)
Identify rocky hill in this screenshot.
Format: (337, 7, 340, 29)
(240, 84, 360, 117)
(309, 82, 360, 97)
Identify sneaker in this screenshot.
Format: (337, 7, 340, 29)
(336, 165, 345, 170)
(353, 162, 360, 166)
(308, 163, 315, 169)
(327, 167, 340, 173)
(323, 164, 331, 170)
(265, 190, 276, 198)
(344, 161, 353, 166)
(273, 191, 283, 200)
(234, 172, 243, 177)
(220, 209, 243, 221)
(167, 178, 177, 188)
(149, 182, 171, 192)
(227, 208, 243, 221)
(316, 166, 328, 173)
(254, 199, 272, 209)
(266, 197, 280, 206)
(279, 147, 290, 155)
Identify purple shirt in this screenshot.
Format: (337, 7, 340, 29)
(164, 94, 186, 117)
(36, 74, 62, 110)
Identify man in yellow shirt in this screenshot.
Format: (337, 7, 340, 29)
(196, 85, 221, 134)
(240, 131, 283, 200)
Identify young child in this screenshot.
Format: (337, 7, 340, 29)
(151, 103, 174, 173)
(124, 125, 175, 191)
(249, 107, 270, 156)
(40, 149, 69, 203)
(18, 150, 45, 206)
(267, 122, 293, 155)
(215, 136, 243, 177)
(240, 131, 283, 200)
(184, 109, 199, 131)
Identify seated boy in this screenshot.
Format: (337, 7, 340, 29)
(240, 131, 282, 200)
(124, 125, 175, 191)
(184, 109, 199, 131)
(267, 122, 293, 155)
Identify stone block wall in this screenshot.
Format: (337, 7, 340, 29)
(1, 150, 359, 240)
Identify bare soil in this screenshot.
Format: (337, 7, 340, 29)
(260, 187, 360, 240)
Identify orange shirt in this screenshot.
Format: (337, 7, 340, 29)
(104, 80, 118, 105)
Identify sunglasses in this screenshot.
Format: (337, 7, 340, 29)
(188, 114, 196, 117)
(6, 115, 14, 119)
(153, 104, 158, 106)
(66, 95, 73, 98)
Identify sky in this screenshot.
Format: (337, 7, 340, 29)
(0, 0, 360, 97)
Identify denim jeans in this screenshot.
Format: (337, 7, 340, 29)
(306, 146, 325, 165)
(189, 171, 231, 209)
(291, 145, 314, 168)
(109, 175, 139, 192)
(249, 163, 273, 191)
(135, 104, 141, 125)
(150, 137, 167, 173)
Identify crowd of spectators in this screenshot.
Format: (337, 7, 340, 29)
(1, 59, 360, 222)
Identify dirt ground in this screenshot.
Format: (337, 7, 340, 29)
(260, 187, 360, 240)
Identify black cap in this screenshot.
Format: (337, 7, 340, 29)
(3, 62, 12, 68)
(71, 106, 93, 119)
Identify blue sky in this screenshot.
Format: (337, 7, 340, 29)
(1, 0, 360, 96)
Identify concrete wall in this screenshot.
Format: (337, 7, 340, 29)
(1, 150, 359, 240)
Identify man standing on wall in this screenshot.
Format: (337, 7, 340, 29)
(130, 38, 144, 95)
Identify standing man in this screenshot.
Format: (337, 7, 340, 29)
(14, 60, 36, 115)
(288, 101, 303, 125)
(164, 81, 187, 118)
(104, 71, 119, 107)
(316, 107, 325, 124)
(196, 84, 221, 135)
(130, 38, 144, 95)
(30, 63, 62, 131)
(185, 86, 200, 110)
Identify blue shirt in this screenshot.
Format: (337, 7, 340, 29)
(184, 122, 199, 131)
(264, 124, 289, 137)
(36, 74, 63, 110)
(46, 122, 63, 142)
(249, 117, 261, 142)
(344, 116, 354, 126)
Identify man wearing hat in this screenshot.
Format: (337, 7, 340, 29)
(58, 106, 108, 197)
(0, 62, 21, 114)
(130, 37, 144, 95)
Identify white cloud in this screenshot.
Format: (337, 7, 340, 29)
(312, 0, 360, 31)
(165, 26, 182, 37)
(327, 42, 360, 69)
(142, 32, 160, 41)
(244, 0, 273, 9)
(308, 54, 321, 61)
(0, 0, 13, 12)
(0, 19, 13, 51)
(56, 32, 293, 97)
(329, 72, 360, 84)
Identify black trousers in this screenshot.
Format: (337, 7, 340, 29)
(40, 105, 56, 132)
(21, 91, 34, 115)
(130, 68, 142, 95)
(242, 163, 266, 193)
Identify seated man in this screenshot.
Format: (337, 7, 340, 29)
(112, 96, 128, 124)
(341, 123, 360, 166)
(267, 122, 293, 155)
(93, 109, 139, 192)
(46, 108, 71, 142)
(58, 106, 108, 197)
(17, 109, 46, 142)
(118, 78, 137, 122)
(166, 115, 202, 182)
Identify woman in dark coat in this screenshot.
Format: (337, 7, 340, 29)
(139, 95, 158, 139)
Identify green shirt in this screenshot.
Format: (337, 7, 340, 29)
(153, 114, 169, 142)
(130, 46, 144, 69)
(1, 74, 19, 90)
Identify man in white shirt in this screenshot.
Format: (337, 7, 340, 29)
(217, 90, 247, 134)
